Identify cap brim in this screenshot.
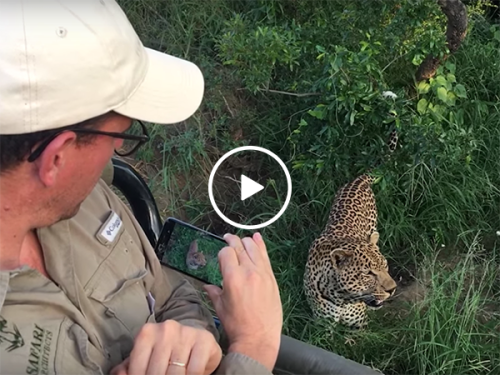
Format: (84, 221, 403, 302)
(114, 48, 204, 125)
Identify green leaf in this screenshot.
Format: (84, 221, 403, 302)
(454, 108, 464, 125)
(316, 45, 326, 53)
(308, 105, 327, 120)
(331, 56, 343, 71)
(494, 30, 500, 42)
(292, 161, 304, 170)
(417, 81, 431, 94)
(446, 91, 456, 106)
(437, 87, 448, 103)
(412, 54, 423, 66)
(349, 111, 356, 125)
(446, 73, 456, 83)
(417, 98, 428, 114)
(436, 75, 448, 87)
(431, 104, 446, 115)
(445, 61, 456, 74)
(318, 126, 328, 136)
(454, 84, 467, 98)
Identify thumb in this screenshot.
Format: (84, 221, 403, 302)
(203, 284, 223, 308)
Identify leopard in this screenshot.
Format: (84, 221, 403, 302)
(186, 240, 207, 270)
(303, 131, 398, 329)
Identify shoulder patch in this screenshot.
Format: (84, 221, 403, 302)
(0, 315, 25, 352)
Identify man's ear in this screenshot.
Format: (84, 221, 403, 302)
(369, 231, 380, 246)
(330, 249, 354, 269)
(35, 132, 77, 187)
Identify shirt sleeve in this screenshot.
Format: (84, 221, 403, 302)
(151, 264, 219, 340)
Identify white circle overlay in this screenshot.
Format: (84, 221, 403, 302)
(208, 146, 292, 230)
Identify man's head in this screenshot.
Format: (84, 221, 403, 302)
(1, 112, 134, 226)
(0, 0, 204, 227)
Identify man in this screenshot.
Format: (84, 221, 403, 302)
(0, 0, 282, 374)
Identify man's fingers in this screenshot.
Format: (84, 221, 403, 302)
(110, 358, 129, 375)
(218, 245, 239, 273)
(145, 343, 171, 375)
(110, 365, 127, 375)
(122, 323, 222, 375)
(166, 344, 192, 375)
(128, 330, 154, 375)
(203, 284, 223, 313)
(203, 284, 222, 299)
(225, 233, 269, 267)
(253, 232, 265, 251)
(223, 234, 251, 265)
(241, 237, 263, 266)
(186, 341, 211, 375)
(253, 232, 271, 264)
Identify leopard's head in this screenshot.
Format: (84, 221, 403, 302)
(186, 252, 207, 270)
(328, 232, 397, 309)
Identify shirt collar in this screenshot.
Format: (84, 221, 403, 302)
(0, 266, 34, 310)
(37, 221, 81, 310)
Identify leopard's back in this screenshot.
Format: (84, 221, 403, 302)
(324, 174, 378, 241)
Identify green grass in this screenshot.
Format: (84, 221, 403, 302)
(401, 238, 500, 375)
(118, 1, 500, 374)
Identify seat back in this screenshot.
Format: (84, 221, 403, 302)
(110, 157, 163, 248)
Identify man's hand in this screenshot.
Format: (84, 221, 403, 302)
(110, 320, 222, 375)
(204, 233, 283, 371)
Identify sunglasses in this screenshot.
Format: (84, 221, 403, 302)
(27, 120, 150, 162)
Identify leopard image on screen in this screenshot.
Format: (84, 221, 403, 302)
(158, 224, 224, 287)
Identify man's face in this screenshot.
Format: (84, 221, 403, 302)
(45, 114, 132, 223)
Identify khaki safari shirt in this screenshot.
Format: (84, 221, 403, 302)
(0, 177, 272, 375)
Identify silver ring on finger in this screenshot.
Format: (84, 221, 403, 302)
(169, 361, 186, 367)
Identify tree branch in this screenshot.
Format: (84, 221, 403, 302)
(237, 88, 321, 97)
(416, 0, 467, 81)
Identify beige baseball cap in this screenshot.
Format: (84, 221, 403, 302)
(0, 0, 204, 135)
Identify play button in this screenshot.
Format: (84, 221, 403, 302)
(240, 174, 264, 201)
(208, 146, 292, 230)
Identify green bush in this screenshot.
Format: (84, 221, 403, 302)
(215, 0, 500, 250)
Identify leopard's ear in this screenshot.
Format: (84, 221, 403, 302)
(369, 231, 379, 246)
(330, 249, 354, 269)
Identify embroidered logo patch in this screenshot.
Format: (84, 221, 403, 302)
(100, 211, 123, 243)
(0, 315, 25, 352)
